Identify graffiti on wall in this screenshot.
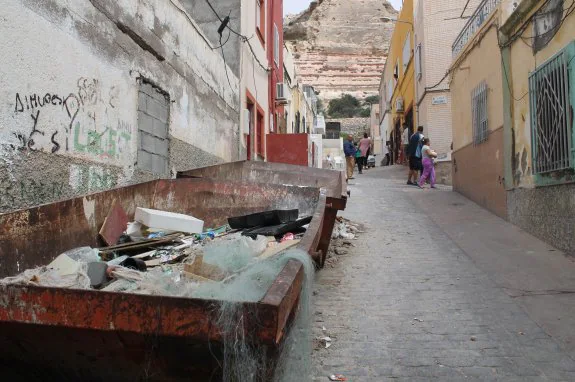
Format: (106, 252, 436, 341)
(7, 78, 133, 162)
(0, 164, 118, 210)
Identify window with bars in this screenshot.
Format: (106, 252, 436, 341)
(471, 81, 488, 145)
(529, 42, 574, 175)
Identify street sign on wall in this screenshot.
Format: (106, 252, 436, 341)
(432, 95, 448, 105)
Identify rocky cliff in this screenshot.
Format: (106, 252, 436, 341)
(284, 0, 397, 103)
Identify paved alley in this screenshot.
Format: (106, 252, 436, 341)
(312, 165, 575, 381)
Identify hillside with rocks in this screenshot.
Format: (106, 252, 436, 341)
(284, 0, 397, 103)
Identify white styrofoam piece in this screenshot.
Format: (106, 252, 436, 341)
(135, 208, 204, 234)
(48, 254, 81, 276)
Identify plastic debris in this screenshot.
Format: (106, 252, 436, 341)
(135, 207, 204, 234)
(280, 233, 295, 242)
(87, 262, 109, 289)
(413, 318, 424, 322)
(61, 247, 100, 263)
(329, 374, 347, 381)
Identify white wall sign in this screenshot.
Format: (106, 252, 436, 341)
(432, 95, 448, 105)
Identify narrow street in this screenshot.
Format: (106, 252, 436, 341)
(313, 165, 575, 381)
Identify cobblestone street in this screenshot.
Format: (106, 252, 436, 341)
(312, 166, 575, 381)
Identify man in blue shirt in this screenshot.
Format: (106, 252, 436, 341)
(407, 126, 424, 185)
(343, 134, 356, 180)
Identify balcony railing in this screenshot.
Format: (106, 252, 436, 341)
(452, 0, 501, 57)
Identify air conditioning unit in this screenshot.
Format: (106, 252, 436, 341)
(276, 83, 288, 103)
(396, 97, 404, 112)
(242, 109, 251, 134)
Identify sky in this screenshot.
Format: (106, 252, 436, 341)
(284, 0, 403, 16)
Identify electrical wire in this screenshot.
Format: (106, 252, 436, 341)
(501, 0, 575, 48)
(501, 54, 529, 102)
(219, 34, 234, 89)
(204, 0, 270, 73)
(168, 0, 213, 48)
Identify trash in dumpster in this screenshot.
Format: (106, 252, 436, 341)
(243, 216, 313, 238)
(99, 200, 129, 246)
(0, 217, 311, 300)
(135, 207, 204, 234)
(228, 209, 299, 229)
(87, 262, 108, 289)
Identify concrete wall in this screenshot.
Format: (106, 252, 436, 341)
(450, 13, 506, 215)
(180, 0, 241, 77)
(0, 0, 239, 213)
(453, 128, 507, 218)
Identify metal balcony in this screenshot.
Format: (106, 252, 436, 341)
(452, 0, 501, 57)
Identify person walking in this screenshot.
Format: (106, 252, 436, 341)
(359, 133, 371, 172)
(355, 142, 363, 174)
(344, 134, 356, 180)
(407, 126, 424, 185)
(418, 137, 438, 189)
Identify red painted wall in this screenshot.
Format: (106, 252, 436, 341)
(266, 133, 308, 166)
(267, 0, 284, 136)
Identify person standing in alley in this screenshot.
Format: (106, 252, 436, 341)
(355, 142, 363, 174)
(344, 134, 356, 179)
(418, 137, 438, 189)
(359, 133, 371, 172)
(402, 124, 409, 165)
(407, 126, 424, 185)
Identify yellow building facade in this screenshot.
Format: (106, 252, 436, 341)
(380, 0, 415, 162)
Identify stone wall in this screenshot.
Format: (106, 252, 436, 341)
(508, 184, 575, 255)
(0, 0, 240, 213)
(326, 118, 370, 139)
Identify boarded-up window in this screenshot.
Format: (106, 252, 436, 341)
(137, 82, 169, 175)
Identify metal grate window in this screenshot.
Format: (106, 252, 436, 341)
(472, 81, 488, 145)
(529, 47, 573, 174)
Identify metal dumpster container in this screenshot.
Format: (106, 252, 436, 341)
(178, 161, 348, 267)
(0, 177, 327, 381)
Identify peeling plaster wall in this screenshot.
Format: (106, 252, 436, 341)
(503, 0, 575, 187)
(501, 0, 575, 253)
(0, 0, 239, 213)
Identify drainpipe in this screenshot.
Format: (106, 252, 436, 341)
(500, 42, 514, 191)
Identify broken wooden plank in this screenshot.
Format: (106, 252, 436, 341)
(99, 200, 129, 246)
(183, 255, 225, 281)
(258, 240, 301, 260)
